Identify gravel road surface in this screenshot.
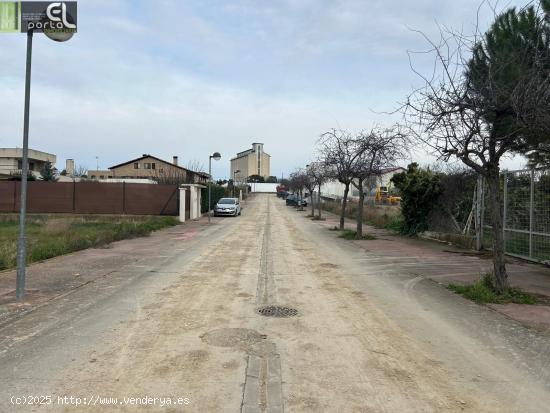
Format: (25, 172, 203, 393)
(1, 194, 549, 412)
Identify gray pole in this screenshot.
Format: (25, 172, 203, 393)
(475, 175, 483, 251)
(208, 156, 212, 224)
(16, 31, 33, 302)
(503, 172, 508, 251)
(529, 169, 535, 258)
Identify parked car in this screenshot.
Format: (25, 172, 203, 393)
(214, 198, 241, 217)
(286, 194, 308, 207)
(286, 194, 297, 206)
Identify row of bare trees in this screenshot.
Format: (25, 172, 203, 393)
(288, 126, 408, 238)
(286, 1, 549, 295)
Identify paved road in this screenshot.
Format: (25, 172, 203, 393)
(0, 194, 549, 412)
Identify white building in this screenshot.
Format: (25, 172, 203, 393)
(321, 167, 405, 200)
(0, 148, 56, 179)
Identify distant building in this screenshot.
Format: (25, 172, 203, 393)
(230, 143, 270, 182)
(88, 154, 208, 184)
(0, 148, 56, 179)
(321, 167, 406, 200)
(87, 169, 113, 180)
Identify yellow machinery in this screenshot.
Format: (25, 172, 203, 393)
(375, 186, 401, 205)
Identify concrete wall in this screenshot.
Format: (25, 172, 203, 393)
(249, 183, 278, 193)
(322, 169, 405, 199)
(179, 185, 203, 222)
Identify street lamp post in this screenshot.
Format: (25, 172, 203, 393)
(15, 30, 34, 302)
(232, 169, 240, 197)
(208, 152, 221, 223)
(15, 17, 76, 302)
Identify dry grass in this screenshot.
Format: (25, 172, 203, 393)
(322, 200, 403, 230)
(0, 215, 179, 271)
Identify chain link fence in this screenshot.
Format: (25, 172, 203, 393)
(482, 168, 550, 264)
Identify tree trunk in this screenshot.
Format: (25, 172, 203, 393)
(486, 171, 509, 293)
(317, 184, 322, 218)
(310, 189, 315, 216)
(340, 183, 350, 230)
(356, 182, 364, 238)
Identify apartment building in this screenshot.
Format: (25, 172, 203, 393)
(230, 143, 270, 182)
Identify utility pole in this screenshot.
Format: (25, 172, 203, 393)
(14, 1, 77, 303)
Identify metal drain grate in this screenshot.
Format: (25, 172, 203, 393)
(257, 306, 298, 318)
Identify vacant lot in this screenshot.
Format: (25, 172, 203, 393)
(0, 214, 178, 270)
(321, 199, 402, 229)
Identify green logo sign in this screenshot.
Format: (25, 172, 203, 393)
(0, 2, 19, 33)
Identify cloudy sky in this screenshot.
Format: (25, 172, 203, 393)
(0, 0, 529, 179)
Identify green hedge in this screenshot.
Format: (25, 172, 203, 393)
(201, 184, 226, 213)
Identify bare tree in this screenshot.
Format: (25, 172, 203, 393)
(306, 162, 328, 219)
(290, 169, 315, 215)
(186, 159, 206, 173)
(73, 165, 88, 178)
(289, 169, 307, 210)
(351, 126, 408, 238)
(402, 1, 550, 292)
(318, 129, 361, 229)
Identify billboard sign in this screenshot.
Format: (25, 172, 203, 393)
(0, 1, 77, 34)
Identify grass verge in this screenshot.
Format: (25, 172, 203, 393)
(0, 215, 179, 271)
(338, 230, 377, 241)
(447, 273, 537, 305)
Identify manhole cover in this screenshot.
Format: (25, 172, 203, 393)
(257, 306, 298, 318)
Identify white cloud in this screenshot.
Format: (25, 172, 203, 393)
(0, 0, 529, 178)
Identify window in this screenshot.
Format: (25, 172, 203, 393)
(16, 160, 35, 170)
(151, 163, 156, 170)
(134, 162, 140, 169)
(144, 163, 151, 170)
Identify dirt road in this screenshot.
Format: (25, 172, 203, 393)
(1, 194, 549, 412)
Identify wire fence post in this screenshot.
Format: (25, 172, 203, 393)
(475, 174, 484, 251)
(529, 169, 535, 259)
(122, 182, 126, 214)
(503, 172, 508, 251)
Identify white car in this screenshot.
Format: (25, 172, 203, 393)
(214, 198, 241, 217)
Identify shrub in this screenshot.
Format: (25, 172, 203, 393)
(201, 184, 226, 213)
(391, 163, 442, 235)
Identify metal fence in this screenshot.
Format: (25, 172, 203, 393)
(481, 168, 550, 264)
